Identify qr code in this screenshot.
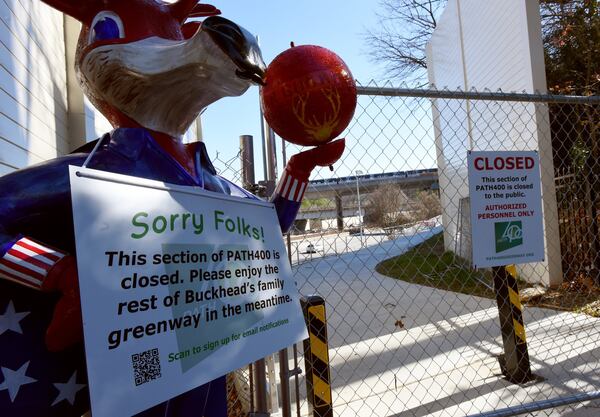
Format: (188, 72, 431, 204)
(132, 348, 162, 386)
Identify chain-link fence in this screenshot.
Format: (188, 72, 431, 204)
(211, 84, 600, 417)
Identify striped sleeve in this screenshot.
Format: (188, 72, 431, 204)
(0, 237, 66, 290)
(275, 170, 308, 203)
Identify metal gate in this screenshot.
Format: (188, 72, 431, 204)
(210, 85, 600, 417)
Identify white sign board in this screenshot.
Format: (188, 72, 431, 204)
(69, 166, 308, 417)
(468, 151, 545, 268)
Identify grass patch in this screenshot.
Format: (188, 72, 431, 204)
(377, 233, 600, 317)
(301, 197, 333, 209)
(376, 233, 495, 298)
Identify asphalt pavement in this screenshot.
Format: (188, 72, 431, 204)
(286, 224, 600, 417)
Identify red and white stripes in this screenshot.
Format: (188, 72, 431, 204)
(276, 170, 308, 203)
(0, 237, 65, 290)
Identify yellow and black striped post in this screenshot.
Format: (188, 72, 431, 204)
(301, 296, 333, 417)
(492, 265, 533, 383)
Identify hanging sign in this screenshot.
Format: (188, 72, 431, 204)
(69, 166, 308, 417)
(467, 151, 545, 268)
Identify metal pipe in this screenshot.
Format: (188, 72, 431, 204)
(279, 348, 291, 417)
(355, 170, 364, 247)
(466, 391, 600, 417)
(264, 125, 278, 183)
(258, 112, 278, 196)
(257, 35, 268, 182)
(240, 135, 255, 189)
(259, 110, 268, 182)
(240, 124, 269, 415)
(292, 344, 301, 417)
(356, 86, 600, 104)
(253, 359, 268, 414)
(281, 136, 288, 166)
(249, 363, 254, 412)
(266, 355, 279, 412)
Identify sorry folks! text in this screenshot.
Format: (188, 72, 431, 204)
(130, 210, 265, 242)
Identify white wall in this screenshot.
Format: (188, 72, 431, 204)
(84, 96, 112, 141)
(426, 2, 469, 258)
(427, 0, 562, 286)
(0, 0, 69, 173)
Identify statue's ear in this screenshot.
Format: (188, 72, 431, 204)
(39, 0, 100, 23)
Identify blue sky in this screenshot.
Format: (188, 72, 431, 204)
(200, 0, 437, 181)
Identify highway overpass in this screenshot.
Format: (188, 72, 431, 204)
(299, 168, 439, 231)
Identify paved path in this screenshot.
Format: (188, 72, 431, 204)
(288, 226, 600, 417)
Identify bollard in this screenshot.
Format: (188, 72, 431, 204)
(301, 296, 333, 417)
(492, 265, 534, 383)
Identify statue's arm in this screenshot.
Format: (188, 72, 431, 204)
(271, 139, 345, 233)
(0, 159, 76, 290)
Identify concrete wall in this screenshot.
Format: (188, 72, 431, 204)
(427, 0, 562, 286)
(0, 0, 69, 174)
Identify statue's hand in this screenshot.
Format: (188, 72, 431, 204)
(41, 256, 83, 352)
(286, 139, 346, 181)
(272, 139, 345, 233)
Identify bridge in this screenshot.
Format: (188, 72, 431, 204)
(304, 168, 439, 200)
(298, 168, 439, 231)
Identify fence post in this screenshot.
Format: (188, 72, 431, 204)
(335, 194, 344, 231)
(278, 348, 292, 417)
(301, 296, 333, 417)
(492, 265, 533, 384)
(240, 135, 255, 190)
(261, 116, 278, 195)
(239, 133, 271, 417)
(251, 359, 269, 417)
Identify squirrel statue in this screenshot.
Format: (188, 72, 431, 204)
(0, 1, 345, 416)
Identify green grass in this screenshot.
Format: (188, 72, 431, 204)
(376, 233, 496, 298)
(301, 197, 333, 209)
(377, 233, 600, 317)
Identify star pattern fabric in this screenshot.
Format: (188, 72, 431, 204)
(0, 291, 89, 417)
(52, 371, 86, 406)
(0, 300, 29, 335)
(0, 361, 37, 402)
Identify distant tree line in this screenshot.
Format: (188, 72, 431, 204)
(365, 184, 441, 228)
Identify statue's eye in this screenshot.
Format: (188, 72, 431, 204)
(89, 12, 124, 43)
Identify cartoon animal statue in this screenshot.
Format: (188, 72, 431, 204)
(0, 1, 345, 416)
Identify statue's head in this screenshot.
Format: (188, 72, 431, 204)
(42, 0, 266, 137)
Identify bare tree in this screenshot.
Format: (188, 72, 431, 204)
(364, 0, 447, 82)
(365, 184, 412, 227)
(413, 190, 442, 220)
(366, 0, 598, 90)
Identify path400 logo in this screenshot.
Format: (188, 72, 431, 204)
(495, 221, 523, 253)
